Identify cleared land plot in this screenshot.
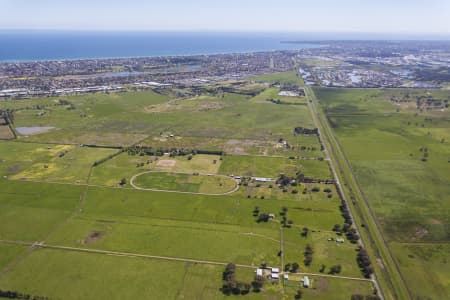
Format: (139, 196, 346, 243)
(132, 172, 237, 194)
(0, 180, 81, 241)
(140, 135, 322, 158)
(219, 154, 331, 179)
(90, 153, 222, 187)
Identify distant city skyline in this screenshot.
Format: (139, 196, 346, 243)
(0, 0, 449, 35)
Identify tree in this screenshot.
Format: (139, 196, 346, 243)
(319, 264, 326, 273)
(295, 289, 303, 299)
(291, 262, 299, 273)
(251, 275, 264, 292)
(223, 263, 236, 282)
(284, 263, 291, 272)
(301, 227, 309, 237)
(329, 264, 342, 274)
(119, 178, 126, 186)
(332, 224, 341, 232)
(253, 206, 260, 216)
(241, 283, 251, 295)
(304, 256, 312, 266)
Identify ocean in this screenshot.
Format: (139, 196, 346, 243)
(0, 31, 321, 62)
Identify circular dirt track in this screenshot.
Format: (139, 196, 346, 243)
(130, 171, 239, 195)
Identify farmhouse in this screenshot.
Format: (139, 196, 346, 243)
(302, 276, 310, 288)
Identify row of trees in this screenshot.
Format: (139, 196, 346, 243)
(127, 146, 223, 157)
(280, 207, 293, 228)
(357, 248, 374, 278)
(336, 199, 360, 243)
(351, 294, 381, 300)
(284, 262, 300, 273)
(304, 244, 313, 266)
(294, 127, 319, 135)
(0, 109, 15, 124)
(221, 263, 264, 296)
(0, 289, 51, 300)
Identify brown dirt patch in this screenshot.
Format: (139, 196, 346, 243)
(197, 102, 225, 111)
(412, 226, 429, 241)
(315, 277, 329, 292)
(0, 125, 14, 139)
(83, 231, 104, 244)
(224, 139, 266, 155)
(156, 159, 176, 167)
(144, 103, 180, 113)
(6, 165, 21, 173)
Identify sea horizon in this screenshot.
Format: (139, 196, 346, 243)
(1, 30, 450, 62)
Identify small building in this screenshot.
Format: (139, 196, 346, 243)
(271, 273, 279, 279)
(256, 269, 263, 276)
(302, 276, 310, 288)
(271, 267, 280, 273)
(252, 177, 272, 183)
(283, 274, 289, 280)
(336, 238, 345, 243)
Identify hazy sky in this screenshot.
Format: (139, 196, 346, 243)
(1, 0, 449, 34)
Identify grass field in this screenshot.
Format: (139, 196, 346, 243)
(90, 153, 222, 187)
(9, 90, 314, 146)
(251, 71, 304, 86)
(0, 85, 373, 299)
(314, 87, 450, 299)
(0, 179, 81, 241)
(132, 172, 236, 194)
(0, 141, 117, 183)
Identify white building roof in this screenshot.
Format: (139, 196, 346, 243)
(271, 273, 279, 279)
(271, 267, 280, 273)
(303, 276, 310, 287)
(256, 269, 263, 276)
